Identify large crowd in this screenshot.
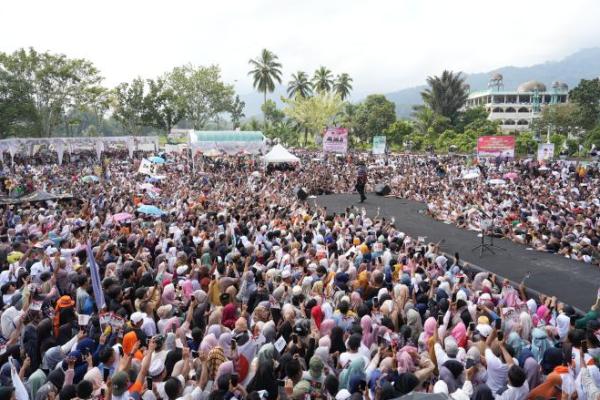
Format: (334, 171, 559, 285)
(0, 147, 599, 400)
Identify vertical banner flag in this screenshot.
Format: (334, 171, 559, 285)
(476, 136, 515, 158)
(372, 136, 386, 155)
(86, 240, 106, 310)
(323, 127, 348, 153)
(537, 143, 554, 161)
(55, 141, 65, 165)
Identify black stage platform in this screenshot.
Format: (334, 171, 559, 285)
(314, 193, 599, 311)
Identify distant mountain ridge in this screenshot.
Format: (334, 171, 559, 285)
(239, 48, 600, 119)
(386, 47, 600, 117)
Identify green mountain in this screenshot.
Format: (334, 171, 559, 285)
(385, 47, 600, 117)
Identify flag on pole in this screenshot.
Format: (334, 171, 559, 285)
(86, 240, 106, 310)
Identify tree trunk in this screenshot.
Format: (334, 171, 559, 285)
(304, 127, 308, 147)
(263, 90, 267, 128)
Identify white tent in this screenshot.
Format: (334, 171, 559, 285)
(262, 144, 300, 164)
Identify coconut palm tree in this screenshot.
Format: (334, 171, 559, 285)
(333, 73, 353, 100)
(287, 71, 313, 98)
(312, 66, 334, 93)
(248, 49, 283, 122)
(420, 70, 469, 124)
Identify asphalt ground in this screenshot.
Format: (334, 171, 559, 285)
(314, 193, 599, 311)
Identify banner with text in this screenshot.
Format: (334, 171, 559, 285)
(537, 143, 554, 161)
(372, 136, 386, 155)
(323, 127, 348, 153)
(477, 136, 515, 158)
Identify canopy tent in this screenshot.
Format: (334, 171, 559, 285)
(262, 144, 300, 164)
(0, 190, 74, 205)
(189, 131, 266, 155)
(0, 136, 159, 165)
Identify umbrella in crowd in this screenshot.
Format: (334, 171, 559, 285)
(148, 156, 166, 164)
(136, 204, 165, 216)
(111, 212, 133, 223)
(503, 172, 519, 180)
(81, 175, 100, 183)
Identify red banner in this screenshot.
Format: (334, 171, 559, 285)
(477, 136, 515, 158)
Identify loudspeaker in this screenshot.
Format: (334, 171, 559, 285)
(374, 184, 391, 196)
(294, 187, 308, 201)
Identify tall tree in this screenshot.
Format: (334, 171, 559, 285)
(354, 95, 396, 141)
(287, 71, 313, 98)
(0, 47, 103, 137)
(229, 95, 245, 129)
(0, 68, 39, 137)
(312, 67, 334, 93)
(169, 64, 234, 130)
(282, 91, 344, 145)
(248, 49, 282, 123)
(412, 106, 450, 136)
(144, 77, 185, 134)
(112, 78, 147, 136)
(333, 73, 353, 100)
(420, 70, 468, 124)
(261, 100, 285, 126)
(568, 78, 600, 129)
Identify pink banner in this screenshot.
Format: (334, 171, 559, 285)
(477, 136, 515, 158)
(323, 127, 348, 153)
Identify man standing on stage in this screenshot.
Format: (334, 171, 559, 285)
(356, 161, 367, 203)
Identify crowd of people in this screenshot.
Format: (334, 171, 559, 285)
(0, 147, 599, 400)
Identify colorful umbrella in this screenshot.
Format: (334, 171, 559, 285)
(148, 156, 166, 164)
(112, 213, 133, 223)
(137, 205, 165, 216)
(503, 172, 519, 180)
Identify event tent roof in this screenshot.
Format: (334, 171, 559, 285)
(0, 190, 74, 205)
(262, 144, 300, 164)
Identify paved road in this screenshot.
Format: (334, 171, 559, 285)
(314, 193, 599, 311)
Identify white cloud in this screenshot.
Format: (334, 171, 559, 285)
(2, 0, 599, 98)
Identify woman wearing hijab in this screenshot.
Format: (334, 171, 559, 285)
(311, 305, 324, 330)
(407, 308, 423, 345)
(247, 344, 278, 400)
(339, 357, 366, 390)
(329, 326, 346, 357)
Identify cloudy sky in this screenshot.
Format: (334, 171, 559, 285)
(3, 0, 600, 98)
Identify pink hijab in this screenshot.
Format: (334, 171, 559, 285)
(451, 322, 467, 348)
(534, 305, 551, 326)
(320, 319, 335, 336)
(423, 317, 437, 341)
(361, 316, 374, 348)
(397, 346, 418, 373)
(200, 333, 218, 353)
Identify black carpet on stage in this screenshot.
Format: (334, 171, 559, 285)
(315, 193, 599, 311)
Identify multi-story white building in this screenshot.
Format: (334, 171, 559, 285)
(464, 74, 569, 132)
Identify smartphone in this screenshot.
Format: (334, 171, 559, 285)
(468, 322, 475, 331)
(497, 331, 504, 341)
(146, 376, 153, 390)
(191, 350, 199, 358)
(495, 318, 502, 330)
(231, 339, 237, 350)
(230, 373, 239, 387)
(190, 295, 195, 302)
(581, 339, 588, 354)
(437, 315, 444, 325)
(373, 297, 379, 307)
(291, 334, 298, 344)
(103, 367, 110, 382)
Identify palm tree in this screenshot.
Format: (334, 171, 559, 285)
(287, 71, 313, 98)
(248, 49, 283, 123)
(420, 70, 469, 123)
(312, 66, 334, 93)
(333, 73, 353, 100)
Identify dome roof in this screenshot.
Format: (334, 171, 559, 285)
(490, 72, 503, 81)
(552, 81, 568, 91)
(517, 80, 547, 93)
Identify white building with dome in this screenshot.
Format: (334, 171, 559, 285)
(464, 74, 569, 132)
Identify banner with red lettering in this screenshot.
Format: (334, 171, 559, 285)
(477, 136, 515, 158)
(323, 127, 348, 153)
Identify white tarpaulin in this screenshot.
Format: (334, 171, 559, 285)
(262, 144, 300, 164)
(189, 131, 266, 155)
(138, 159, 157, 175)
